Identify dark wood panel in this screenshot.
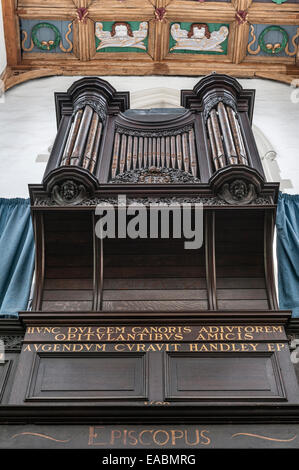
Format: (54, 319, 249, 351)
(42, 301, 92, 311)
(0, 361, 12, 402)
(46, 244, 93, 255)
(216, 278, 266, 288)
(217, 289, 267, 300)
(102, 300, 208, 311)
(44, 212, 92, 222)
(28, 353, 146, 400)
(103, 254, 205, 267)
(0, 354, 19, 404)
(215, 254, 262, 266)
(217, 300, 269, 309)
(43, 290, 93, 301)
(102, 289, 208, 301)
(104, 266, 206, 278)
(46, 267, 93, 279)
(216, 243, 263, 253)
(46, 255, 93, 267)
(165, 352, 284, 400)
(104, 242, 204, 255)
(103, 278, 207, 289)
(216, 266, 264, 277)
(44, 220, 92, 232)
(45, 232, 92, 244)
(215, 210, 265, 221)
(44, 279, 93, 290)
(216, 230, 263, 242)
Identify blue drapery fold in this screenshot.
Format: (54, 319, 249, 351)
(276, 192, 299, 317)
(0, 198, 35, 318)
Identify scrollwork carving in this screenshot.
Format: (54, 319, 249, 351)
(204, 97, 237, 122)
(115, 125, 193, 138)
(73, 99, 107, 123)
(109, 167, 201, 184)
(0, 335, 23, 352)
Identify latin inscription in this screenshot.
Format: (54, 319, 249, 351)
(1, 424, 298, 449)
(88, 426, 211, 447)
(22, 342, 286, 353)
(23, 324, 287, 353)
(25, 325, 285, 342)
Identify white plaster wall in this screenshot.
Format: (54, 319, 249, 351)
(0, 0, 7, 75)
(0, 75, 298, 198)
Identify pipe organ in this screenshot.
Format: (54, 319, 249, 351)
(110, 126, 198, 180)
(207, 102, 248, 171)
(1, 74, 299, 452)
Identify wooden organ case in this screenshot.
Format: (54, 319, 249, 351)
(1, 74, 299, 450)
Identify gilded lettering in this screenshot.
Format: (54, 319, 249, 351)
(200, 430, 211, 445)
(153, 430, 169, 446)
(171, 430, 184, 445)
(88, 426, 107, 446)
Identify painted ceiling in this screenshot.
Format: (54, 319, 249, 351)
(1, 0, 299, 90)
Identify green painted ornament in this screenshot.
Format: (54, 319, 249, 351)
(271, 0, 287, 4)
(258, 25, 288, 55)
(32, 22, 61, 51)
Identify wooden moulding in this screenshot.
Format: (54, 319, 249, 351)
(17, 0, 75, 7)
(1, 67, 63, 92)
(166, 1, 235, 18)
(2, 0, 21, 66)
(31, 211, 45, 311)
(2, 63, 297, 95)
(3, 0, 299, 85)
(232, 19, 249, 65)
(249, 2, 299, 15)
(205, 210, 217, 311)
(73, 18, 96, 61)
(17, 9, 75, 20)
(89, 0, 154, 16)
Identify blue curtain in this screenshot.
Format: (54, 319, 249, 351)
(276, 192, 299, 317)
(0, 199, 35, 318)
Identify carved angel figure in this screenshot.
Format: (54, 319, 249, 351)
(170, 23, 229, 53)
(95, 22, 148, 50)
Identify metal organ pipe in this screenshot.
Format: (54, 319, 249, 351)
(210, 109, 226, 169)
(226, 106, 248, 165)
(207, 102, 248, 172)
(207, 117, 220, 171)
(82, 112, 99, 170)
(176, 134, 183, 171)
(61, 109, 83, 166)
(60, 105, 103, 173)
(181, 133, 188, 173)
(70, 105, 94, 166)
(109, 126, 199, 180)
(88, 122, 102, 173)
(126, 135, 133, 171)
(217, 102, 238, 165)
(111, 132, 121, 178)
(188, 128, 197, 177)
